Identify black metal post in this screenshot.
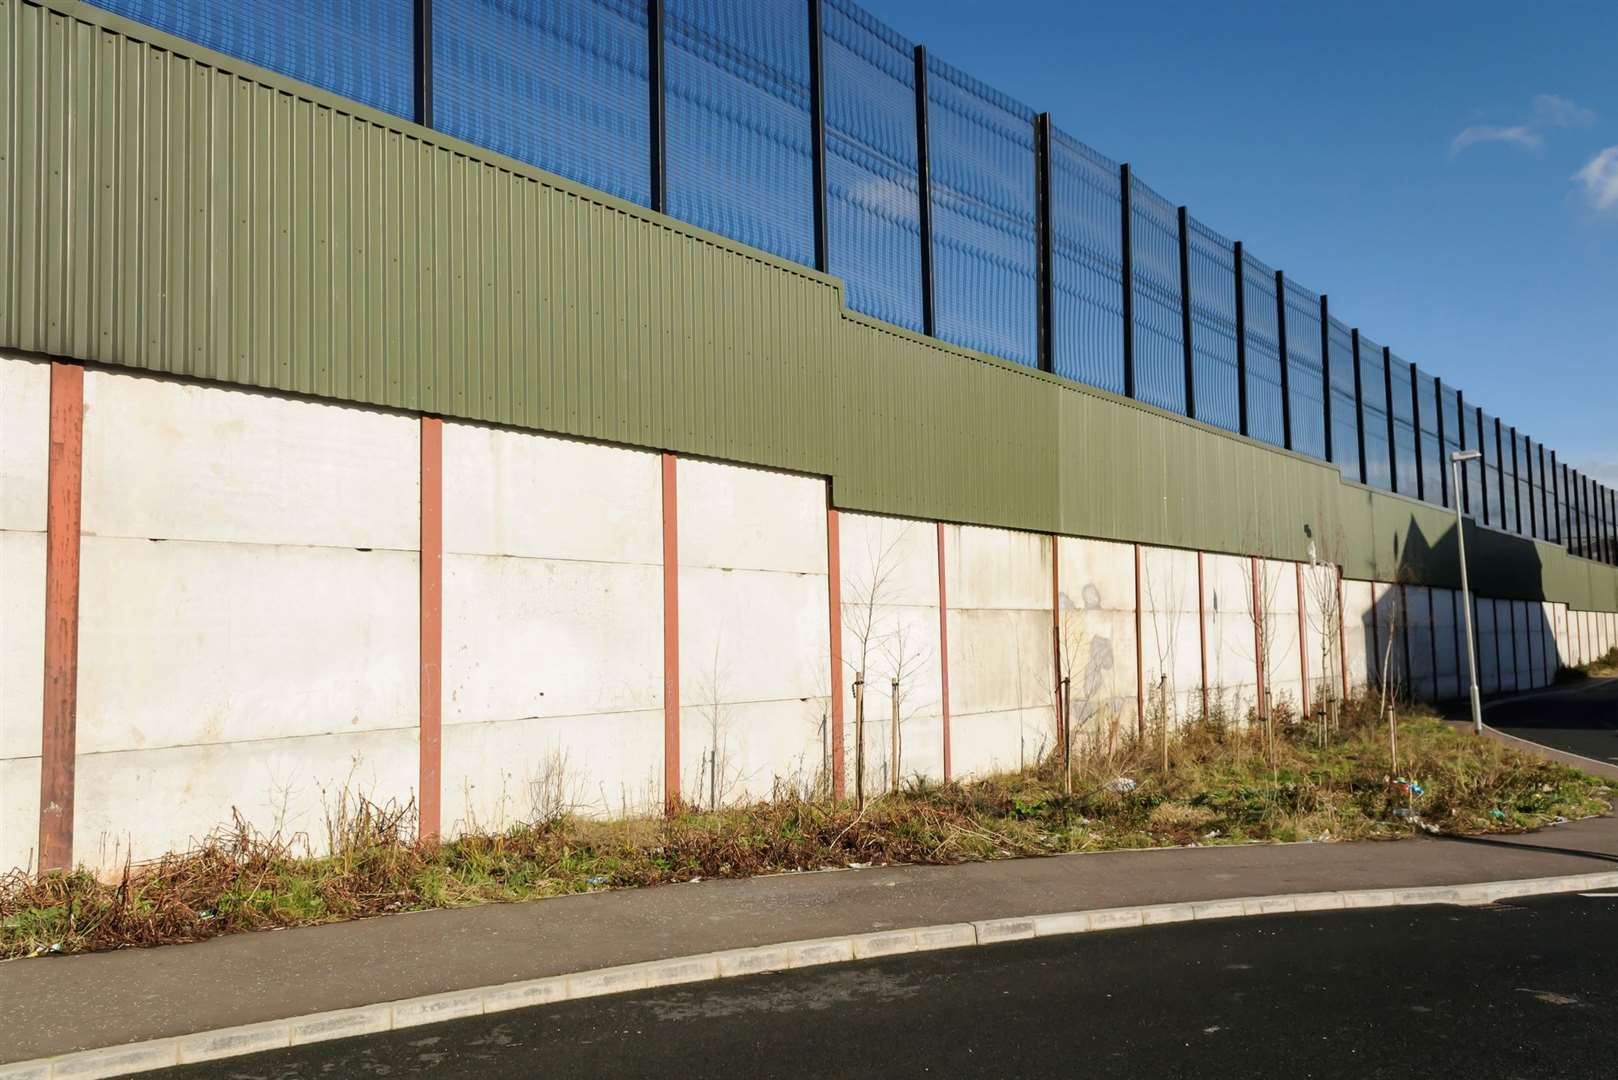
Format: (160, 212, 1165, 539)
(1178, 207, 1195, 418)
(1456, 388, 1469, 515)
(807, 0, 828, 274)
(1433, 376, 1448, 508)
(414, 0, 434, 127)
(1494, 418, 1507, 531)
(1036, 114, 1055, 374)
(1120, 163, 1134, 398)
(1275, 270, 1291, 450)
(1538, 443, 1550, 543)
(1509, 426, 1523, 535)
(1522, 435, 1536, 538)
(1550, 451, 1560, 544)
(913, 46, 935, 338)
(1381, 347, 1397, 494)
(1234, 241, 1248, 436)
(648, 0, 667, 213)
(1409, 361, 1424, 502)
(1350, 329, 1367, 484)
(1476, 407, 1489, 526)
(1319, 295, 1333, 463)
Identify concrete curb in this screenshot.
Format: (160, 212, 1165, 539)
(6, 871, 1617, 1079)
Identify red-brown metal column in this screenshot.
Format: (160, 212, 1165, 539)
(418, 417, 443, 840)
(38, 362, 84, 873)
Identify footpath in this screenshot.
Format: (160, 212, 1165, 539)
(4, 810, 1618, 1073)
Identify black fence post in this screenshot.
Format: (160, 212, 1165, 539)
(913, 45, 935, 338)
(1381, 346, 1397, 494)
(807, 0, 828, 274)
(1350, 329, 1366, 484)
(1538, 444, 1550, 543)
(1409, 361, 1424, 502)
(648, 0, 667, 213)
(1476, 407, 1489, 526)
(1120, 163, 1135, 399)
(1275, 270, 1291, 450)
(414, 0, 434, 128)
(1036, 114, 1055, 374)
(1523, 435, 1536, 538)
(1456, 388, 1469, 515)
(1433, 376, 1448, 508)
(1319, 295, 1333, 463)
(1178, 207, 1195, 419)
(1508, 426, 1523, 535)
(1494, 418, 1507, 532)
(1549, 450, 1560, 544)
(1234, 242, 1248, 436)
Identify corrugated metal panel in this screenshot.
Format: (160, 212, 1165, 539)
(6, 0, 1618, 611)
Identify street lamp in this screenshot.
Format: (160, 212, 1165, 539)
(1451, 450, 1484, 735)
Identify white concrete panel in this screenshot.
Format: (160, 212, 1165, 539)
(1540, 602, 1559, 681)
(0, 353, 49, 532)
(680, 566, 828, 707)
(677, 459, 827, 574)
(1300, 564, 1340, 706)
(1432, 589, 1460, 700)
(950, 706, 1055, 779)
(1057, 536, 1138, 738)
(441, 424, 662, 564)
(81, 370, 419, 549)
(1340, 579, 1375, 695)
(1475, 598, 1499, 692)
(947, 608, 1055, 719)
(443, 554, 664, 726)
(77, 536, 420, 753)
(1138, 547, 1201, 727)
(1260, 559, 1304, 717)
(837, 514, 943, 786)
(0, 756, 41, 874)
(1405, 586, 1436, 702)
(945, 525, 1051, 612)
(1496, 599, 1520, 691)
(1, 530, 45, 760)
(1203, 554, 1260, 720)
(1514, 601, 1536, 689)
(441, 709, 663, 828)
(1552, 603, 1568, 670)
(73, 727, 419, 868)
(680, 698, 829, 804)
(1369, 582, 1403, 695)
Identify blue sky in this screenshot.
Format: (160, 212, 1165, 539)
(859, 0, 1618, 483)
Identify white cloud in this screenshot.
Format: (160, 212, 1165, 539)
(1449, 125, 1544, 158)
(1572, 147, 1618, 212)
(1533, 94, 1597, 128)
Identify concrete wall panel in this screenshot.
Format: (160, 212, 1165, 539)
(81, 370, 419, 550)
(1204, 554, 1261, 719)
(0, 757, 42, 875)
(1299, 564, 1339, 706)
(1540, 601, 1559, 681)
(1432, 588, 1460, 700)
(1368, 582, 1403, 695)
(1340, 578, 1375, 694)
(1, 531, 45, 760)
(945, 525, 1054, 776)
(1057, 536, 1138, 740)
(1260, 559, 1305, 716)
(1138, 547, 1201, 727)
(838, 513, 944, 787)
(1497, 599, 1520, 691)
(678, 460, 827, 575)
(1405, 586, 1437, 702)
(72, 728, 419, 868)
(0, 354, 49, 532)
(77, 537, 420, 754)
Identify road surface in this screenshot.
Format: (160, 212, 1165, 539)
(1489, 678, 1618, 767)
(153, 890, 1618, 1079)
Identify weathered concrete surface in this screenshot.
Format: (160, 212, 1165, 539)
(1057, 535, 1137, 739)
(1138, 546, 1200, 727)
(1203, 553, 1260, 718)
(4, 815, 1616, 1065)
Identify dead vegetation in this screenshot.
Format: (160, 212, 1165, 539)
(1, 694, 1609, 961)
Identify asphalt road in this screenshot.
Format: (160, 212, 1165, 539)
(1489, 678, 1618, 766)
(153, 891, 1618, 1080)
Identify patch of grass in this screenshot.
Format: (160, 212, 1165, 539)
(1556, 645, 1618, 683)
(1, 695, 1610, 961)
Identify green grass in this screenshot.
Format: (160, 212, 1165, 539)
(1, 698, 1610, 961)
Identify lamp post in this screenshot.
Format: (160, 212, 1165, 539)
(1452, 450, 1484, 735)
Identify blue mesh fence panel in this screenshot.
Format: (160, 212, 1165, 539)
(666, 0, 814, 265)
(1388, 354, 1417, 497)
(924, 53, 1038, 366)
(1479, 411, 1503, 529)
(1415, 369, 1443, 506)
(1282, 278, 1325, 459)
(1515, 432, 1534, 537)
(89, 0, 416, 118)
(1441, 385, 1468, 515)
(1327, 319, 1360, 483)
(1050, 130, 1126, 395)
(822, 0, 922, 331)
(1241, 251, 1284, 448)
(1499, 424, 1518, 534)
(1356, 335, 1391, 491)
(1127, 176, 1186, 413)
(433, 0, 650, 206)
(1185, 218, 1239, 432)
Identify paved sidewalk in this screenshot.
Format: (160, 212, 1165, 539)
(4, 814, 1617, 1065)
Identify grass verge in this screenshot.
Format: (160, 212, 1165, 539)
(2, 696, 1611, 961)
(1557, 645, 1618, 682)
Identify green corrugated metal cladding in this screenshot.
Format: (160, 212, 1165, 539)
(6, 0, 1616, 611)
